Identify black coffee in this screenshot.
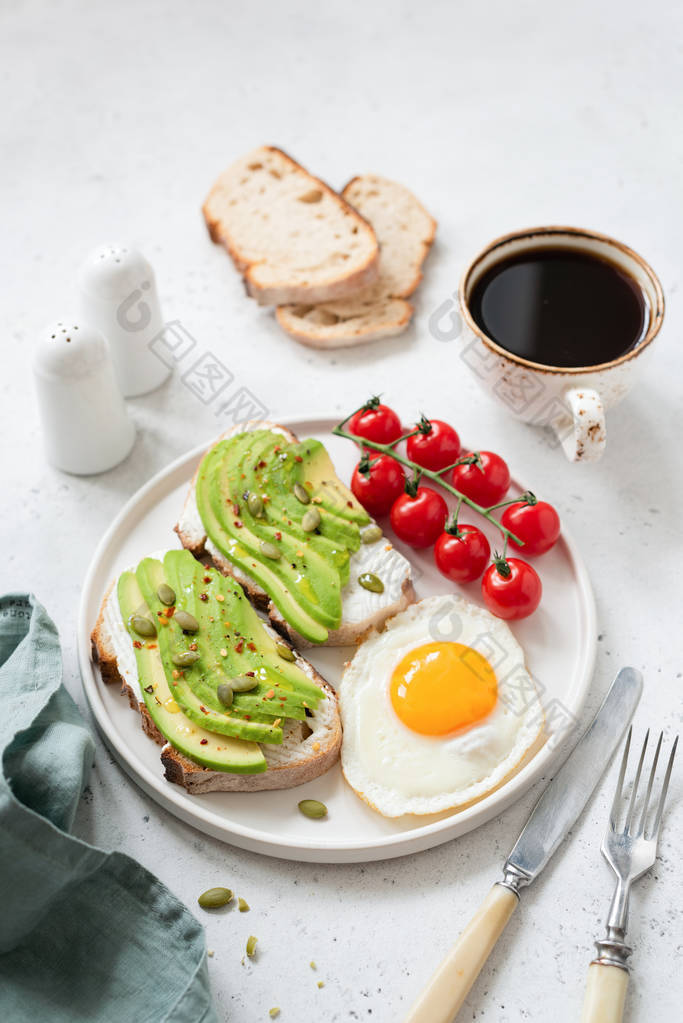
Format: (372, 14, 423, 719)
(469, 247, 647, 368)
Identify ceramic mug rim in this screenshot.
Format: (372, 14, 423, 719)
(458, 224, 665, 376)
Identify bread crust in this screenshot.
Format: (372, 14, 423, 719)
(174, 421, 416, 646)
(203, 146, 380, 306)
(90, 576, 342, 793)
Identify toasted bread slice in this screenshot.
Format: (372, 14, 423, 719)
(276, 175, 436, 347)
(91, 577, 342, 793)
(203, 147, 380, 306)
(175, 421, 416, 648)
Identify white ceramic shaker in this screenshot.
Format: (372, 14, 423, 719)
(32, 319, 136, 474)
(78, 244, 170, 397)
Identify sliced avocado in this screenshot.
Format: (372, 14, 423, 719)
(195, 430, 370, 644)
(196, 444, 328, 644)
(117, 571, 266, 774)
(162, 550, 321, 723)
(135, 555, 284, 743)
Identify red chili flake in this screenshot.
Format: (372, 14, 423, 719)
(347, 500, 353, 508)
(275, 531, 282, 541)
(294, 455, 303, 463)
(247, 641, 256, 651)
(265, 689, 275, 700)
(200, 738, 208, 745)
(165, 606, 175, 618)
(244, 714, 251, 720)
(133, 640, 142, 649)
(203, 575, 211, 583)
(199, 593, 208, 602)
(156, 610, 163, 617)
(273, 445, 281, 452)
(189, 642, 198, 651)
(246, 671, 255, 677)
(235, 639, 244, 653)
(240, 473, 246, 479)
(232, 502, 240, 516)
(199, 705, 208, 715)
(234, 520, 243, 528)
(147, 643, 157, 650)
(258, 459, 266, 469)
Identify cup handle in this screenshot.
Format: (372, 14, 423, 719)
(551, 387, 606, 463)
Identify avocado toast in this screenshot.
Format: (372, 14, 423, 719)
(91, 549, 341, 793)
(175, 421, 415, 647)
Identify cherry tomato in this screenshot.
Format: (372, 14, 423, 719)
(406, 418, 461, 472)
(351, 455, 405, 517)
(501, 497, 561, 556)
(452, 451, 510, 507)
(349, 401, 402, 445)
(390, 486, 448, 549)
(434, 525, 491, 583)
(481, 557, 542, 620)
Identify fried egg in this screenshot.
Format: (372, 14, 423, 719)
(339, 594, 544, 817)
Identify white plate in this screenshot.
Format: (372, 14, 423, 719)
(78, 417, 596, 863)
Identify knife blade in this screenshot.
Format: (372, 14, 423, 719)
(404, 666, 643, 1023)
(501, 665, 643, 891)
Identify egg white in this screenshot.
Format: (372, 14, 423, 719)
(339, 594, 544, 817)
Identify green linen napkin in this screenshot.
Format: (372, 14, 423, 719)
(0, 593, 219, 1023)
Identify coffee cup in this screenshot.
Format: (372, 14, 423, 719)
(457, 226, 664, 462)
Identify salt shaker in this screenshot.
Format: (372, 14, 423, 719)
(78, 244, 171, 397)
(32, 319, 136, 475)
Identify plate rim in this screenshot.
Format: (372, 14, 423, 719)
(77, 415, 597, 863)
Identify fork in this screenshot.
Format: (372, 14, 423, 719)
(580, 727, 678, 1022)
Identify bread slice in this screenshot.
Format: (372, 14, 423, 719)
(174, 421, 416, 648)
(91, 577, 342, 794)
(203, 147, 381, 306)
(276, 175, 436, 347)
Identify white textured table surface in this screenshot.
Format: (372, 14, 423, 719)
(2, 1, 682, 1020)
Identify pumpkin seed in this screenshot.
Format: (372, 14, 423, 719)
(230, 674, 259, 693)
(172, 650, 200, 667)
(276, 642, 295, 662)
(293, 483, 310, 504)
(129, 614, 156, 638)
(298, 799, 328, 820)
(157, 582, 176, 605)
(246, 935, 258, 958)
(247, 492, 264, 518)
(238, 897, 250, 912)
(269, 1010, 280, 1019)
(198, 887, 233, 909)
(217, 683, 234, 708)
(174, 610, 199, 632)
(301, 507, 321, 532)
(358, 572, 384, 594)
(260, 540, 281, 560)
(361, 525, 383, 545)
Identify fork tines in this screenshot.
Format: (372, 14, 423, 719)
(610, 726, 678, 840)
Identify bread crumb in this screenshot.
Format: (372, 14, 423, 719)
(312, 742, 320, 752)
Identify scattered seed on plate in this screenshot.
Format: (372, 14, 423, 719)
(317, 981, 325, 988)
(309, 961, 316, 970)
(246, 935, 258, 958)
(238, 897, 250, 912)
(298, 799, 327, 820)
(268, 1009, 280, 1019)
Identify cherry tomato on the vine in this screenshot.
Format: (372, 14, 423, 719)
(434, 524, 491, 583)
(481, 556, 542, 620)
(501, 496, 561, 556)
(351, 455, 406, 518)
(390, 486, 448, 549)
(452, 451, 510, 507)
(406, 418, 461, 472)
(349, 400, 402, 446)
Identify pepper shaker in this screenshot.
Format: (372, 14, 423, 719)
(78, 244, 171, 397)
(32, 319, 136, 474)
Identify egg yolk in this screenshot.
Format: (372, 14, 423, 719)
(390, 641, 497, 736)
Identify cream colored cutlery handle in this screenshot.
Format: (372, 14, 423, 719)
(580, 963, 629, 1023)
(404, 884, 518, 1023)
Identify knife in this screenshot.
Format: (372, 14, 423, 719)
(404, 666, 643, 1023)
